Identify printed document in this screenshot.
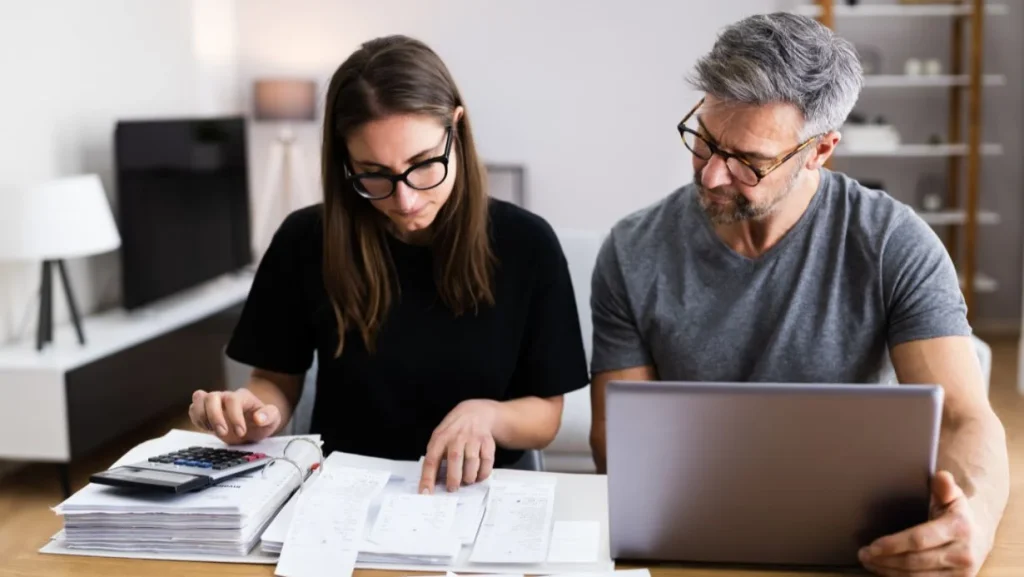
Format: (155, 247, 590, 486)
(468, 480, 556, 563)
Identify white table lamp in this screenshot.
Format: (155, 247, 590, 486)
(0, 174, 121, 350)
(252, 78, 318, 258)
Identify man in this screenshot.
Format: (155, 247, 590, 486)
(588, 12, 1008, 577)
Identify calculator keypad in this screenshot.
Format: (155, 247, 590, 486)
(148, 447, 268, 471)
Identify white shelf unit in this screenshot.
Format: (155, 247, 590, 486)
(917, 210, 1000, 226)
(834, 143, 1003, 157)
(0, 272, 253, 498)
(862, 74, 1006, 88)
(810, 0, 1007, 321)
(795, 3, 1008, 17)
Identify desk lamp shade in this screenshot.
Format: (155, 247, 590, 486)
(0, 174, 121, 351)
(0, 174, 121, 261)
(253, 79, 317, 121)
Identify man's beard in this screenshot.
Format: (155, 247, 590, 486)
(695, 166, 801, 225)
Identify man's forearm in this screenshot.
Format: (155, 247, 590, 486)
(938, 409, 1009, 546)
(492, 397, 563, 450)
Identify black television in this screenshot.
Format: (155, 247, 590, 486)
(114, 116, 252, 310)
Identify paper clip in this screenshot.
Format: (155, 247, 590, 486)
(260, 437, 325, 492)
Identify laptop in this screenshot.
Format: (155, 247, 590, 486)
(605, 381, 943, 569)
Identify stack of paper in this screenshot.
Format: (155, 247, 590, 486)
(53, 429, 320, 557)
(263, 453, 489, 570)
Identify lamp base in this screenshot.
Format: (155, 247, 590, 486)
(36, 259, 86, 351)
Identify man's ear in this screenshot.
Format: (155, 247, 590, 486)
(805, 131, 841, 170)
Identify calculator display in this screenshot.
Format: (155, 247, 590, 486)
(110, 467, 194, 483)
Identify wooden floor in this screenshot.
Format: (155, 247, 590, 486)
(1, 337, 1023, 572)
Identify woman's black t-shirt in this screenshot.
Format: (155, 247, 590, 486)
(225, 199, 590, 467)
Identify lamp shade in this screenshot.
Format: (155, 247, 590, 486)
(0, 174, 121, 261)
(253, 79, 317, 121)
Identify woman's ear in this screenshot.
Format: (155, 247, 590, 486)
(453, 105, 465, 126)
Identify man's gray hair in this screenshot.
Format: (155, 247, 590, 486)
(689, 12, 863, 139)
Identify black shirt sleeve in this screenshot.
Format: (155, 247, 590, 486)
(505, 219, 591, 400)
(225, 208, 318, 375)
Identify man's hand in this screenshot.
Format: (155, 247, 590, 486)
(859, 470, 990, 577)
(418, 399, 499, 494)
(188, 389, 282, 445)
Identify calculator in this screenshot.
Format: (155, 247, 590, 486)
(90, 446, 272, 494)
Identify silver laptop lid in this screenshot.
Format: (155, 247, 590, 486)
(605, 381, 943, 568)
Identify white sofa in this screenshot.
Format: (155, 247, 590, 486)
(224, 227, 992, 475)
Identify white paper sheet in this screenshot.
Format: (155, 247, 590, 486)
(545, 521, 601, 563)
(469, 480, 557, 564)
(274, 466, 391, 577)
(309, 466, 391, 500)
(454, 497, 486, 544)
(274, 493, 368, 577)
(370, 493, 459, 541)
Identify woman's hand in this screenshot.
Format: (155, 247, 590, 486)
(188, 389, 282, 444)
(419, 399, 500, 493)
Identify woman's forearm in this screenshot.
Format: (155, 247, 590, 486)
(491, 396, 564, 450)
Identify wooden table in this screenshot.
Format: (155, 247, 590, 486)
(4, 348, 1024, 577)
(4, 486, 1023, 577)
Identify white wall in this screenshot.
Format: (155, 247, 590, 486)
(235, 0, 778, 235)
(0, 0, 242, 345)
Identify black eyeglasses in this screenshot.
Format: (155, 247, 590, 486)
(677, 98, 819, 187)
(345, 127, 454, 200)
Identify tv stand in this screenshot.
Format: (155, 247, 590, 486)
(0, 273, 254, 498)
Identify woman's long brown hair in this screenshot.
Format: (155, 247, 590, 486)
(321, 35, 495, 356)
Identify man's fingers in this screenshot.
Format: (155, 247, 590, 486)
(447, 438, 467, 492)
(222, 394, 248, 438)
(860, 562, 954, 577)
(204, 392, 229, 437)
(861, 546, 949, 572)
(463, 437, 482, 485)
(931, 470, 963, 510)
(865, 516, 959, 557)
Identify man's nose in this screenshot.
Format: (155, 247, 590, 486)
(700, 154, 733, 190)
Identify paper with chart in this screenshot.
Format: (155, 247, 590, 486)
(468, 479, 557, 563)
(546, 521, 601, 563)
(275, 467, 391, 577)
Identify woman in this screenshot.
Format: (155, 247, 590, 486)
(188, 35, 589, 493)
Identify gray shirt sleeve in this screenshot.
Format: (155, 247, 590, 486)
(881, 208, 973, 347)
(590, 233, 654, 374)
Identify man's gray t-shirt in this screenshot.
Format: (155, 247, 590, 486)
(590, 169, 973, 384)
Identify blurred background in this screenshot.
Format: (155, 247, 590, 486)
(0, 0, 1021, 483)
